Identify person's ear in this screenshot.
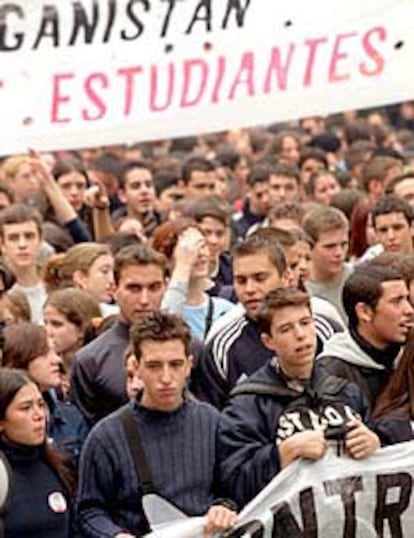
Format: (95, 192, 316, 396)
(118, 189, 127, 204)
(73, 269, 88, 290)
(186, 355, 194, 378)
(261, 332, 275, 351)
(355, 302, 373, 324)
(282, 269, 295, 287)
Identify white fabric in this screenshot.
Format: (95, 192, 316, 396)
(2, 1, 414, 154)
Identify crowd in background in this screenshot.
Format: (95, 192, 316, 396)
(1, 100, 414, 536)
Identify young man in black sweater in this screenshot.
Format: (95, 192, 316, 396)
(77, 311, 237, 538)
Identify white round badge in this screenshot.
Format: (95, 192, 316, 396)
(48, 491, 67, 513)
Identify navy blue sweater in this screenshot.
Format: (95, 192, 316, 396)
(77, 398, 226, 537)
(1, 442, 70, 538)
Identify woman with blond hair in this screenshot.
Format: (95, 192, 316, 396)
(42, 242, 117, 316)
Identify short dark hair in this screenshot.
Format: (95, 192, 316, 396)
(343, 265, 404, 330)
(52, 155, 89, 184)
(0, 203, 43, 238)
(182, 157, 216, 185)
(246, 165, 270, 187)
(114, 244, 167, 285)
(268, 161, 300, 183)
(232, 233, 287, 276)
(257, 287, 311, 335)
(153, 170, 182, 197)
(298, 147, 328, 170)
(130, 311, 192, 360)
(372, 195, 414, 227)
(119, 160, 152, 189)
(186, 195, 230, 227)
(214, 144, 242, 170)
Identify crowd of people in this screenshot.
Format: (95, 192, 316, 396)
(1, 101, 414, 536)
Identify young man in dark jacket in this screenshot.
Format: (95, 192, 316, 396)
(219, 287, 380, 509)
(317, 264, 413, 407)
(196, 233, 343, 409)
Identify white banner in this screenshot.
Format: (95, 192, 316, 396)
(0, 0, 413, 154)
(142, 442, 414, 537)
(227, 441, 414, 537)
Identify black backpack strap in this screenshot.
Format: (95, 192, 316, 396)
(119, 406, 156, 495)
(204, 295, 215, 340)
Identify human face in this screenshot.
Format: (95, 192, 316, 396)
(214, 168, 229, 200)
(188, 229, 211, 280)
(56, 171, 88, 212)
(44, 304, 82, 355)
(137, 339, 192, 412)
(281, 136, 300, 164)
(299, 158, 326, 187)
(28, 347, 62, 391)
(284, 243, 301, 287)
(311, 228, 348, 281)
(361, 280, 413, 348)
(0, 382, 46, 446)
(233, 252, 285, 319)
(374, 212, 413, 254)
(262, 305, 316, 379)
(248, 181, 271, 216)
(234, 157, 250, 186)
(83, 254, 115, 303)
(1, 221, 42, 271)
(198, 217, 228, 268)
(296, 240, 312, 283)
(121, 167, 156, 217)
(156, 184, 185, 213)
(187, 170, 217, 198)
(13, 162, 40, 203)
(313, 173, 341, 205)
(115, 264, 166, 324)
(125, 354, 144, 400)
(269, 175, 299, 204)
(394, 178, 414, 209)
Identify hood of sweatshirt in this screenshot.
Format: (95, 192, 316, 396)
(317, 331, 386, 370)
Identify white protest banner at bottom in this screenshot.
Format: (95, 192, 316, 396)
(228, 441, 414, 537)
(143, 441, 414, 537)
